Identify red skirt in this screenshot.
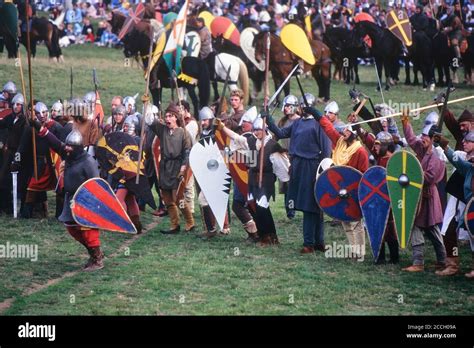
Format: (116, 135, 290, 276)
(28, 163, 57, 192)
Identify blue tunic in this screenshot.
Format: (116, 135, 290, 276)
(268, 115, 332, 213)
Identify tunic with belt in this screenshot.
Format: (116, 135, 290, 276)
(148, 122, 191, 190)
(268, 114, 332, 213)
(403, 122, 445, 228)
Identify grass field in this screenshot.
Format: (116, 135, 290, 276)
(0, 43, 473, 315)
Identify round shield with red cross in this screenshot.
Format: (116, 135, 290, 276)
(358, 166, 391, 261)
(314, 166, 362, 222)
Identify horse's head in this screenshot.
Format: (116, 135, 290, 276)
(109, 10, 126, 35)
(253, 31, 267, 63)
(211, 34, 223, 50)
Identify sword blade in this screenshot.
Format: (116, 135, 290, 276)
(267, 65, 299, 106)
(12, 172, 18, 219)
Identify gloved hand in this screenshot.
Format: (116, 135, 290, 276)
(10, 161, 20, 173)
(32, 119, 42, 132)
(433, 91, 446, 105)
(303, 106, 321, 120)
(213, 118, 224, 131)
(260, 110, 274, 124)
(433, 134, 450, 150)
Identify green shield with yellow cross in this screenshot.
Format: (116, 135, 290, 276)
(386, 150, 424, 249)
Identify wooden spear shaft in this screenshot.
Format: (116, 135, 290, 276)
(25, 0, 38, 180)
(259, 32, 271, 188)
(349, 95, 474, 126)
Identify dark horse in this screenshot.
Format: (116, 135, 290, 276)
(0, 2, 18, 58)
(18, 3, 64, 61)
(253, 31, 332, 102)
(353, 20, 402, 90)
(212, 33, 265, 105)
(405, 30, 434, 89)
(20, 17, 63, 61)
(118, 19, 210, 115)
(323, 26, 368, 85)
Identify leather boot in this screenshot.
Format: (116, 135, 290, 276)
(465, 254, 474, 279)
(402, 264, 424, 272)
(180, 204, 195, 232)
(130, 215, 143, 234)
(84, 247, 94, 269)
(270, 233, 280, 245)
(41, 201, 48, 218)
(387, 239, 399, 264)
(202, 206, 216, 233)
(257, 234, 273, 247)
(161, 205, 180, 234)
(375, 245, 386, 265)
(21, 203, 34, 219)
(84, 247, 104, 271)
(244, 219, 259, 243)
(435, 257, 460, 276)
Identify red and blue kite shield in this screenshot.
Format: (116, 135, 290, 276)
(358, 166, 391, 261)
(464, 197, 474, 239)
(315, 166, 362, 222)
(71, 178, 137, 234)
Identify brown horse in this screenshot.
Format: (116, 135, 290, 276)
(253, 31, 331, 102)
(20, 17, 63, 61)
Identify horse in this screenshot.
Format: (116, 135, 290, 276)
(20, 17, 63, 61)
(112, 11, 249, 110)
(0, 2, 18, 58)
(253, 31, 332, 102)
(121, 20, 210, 116)
(323, 26, 368, 85)
(212, 33, 265, 104)
(213, 52, 250, 105)
(431, 30, 456, 87)
(353, 20, 402, 91)
(405, 30, 435, 90)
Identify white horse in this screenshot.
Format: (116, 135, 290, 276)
(213, 53, 249, 105)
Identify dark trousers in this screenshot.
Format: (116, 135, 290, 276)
(255, 205, 276, 238)
(303, 210, 324, 247)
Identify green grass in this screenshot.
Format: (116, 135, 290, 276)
(0, 43, 473, 315)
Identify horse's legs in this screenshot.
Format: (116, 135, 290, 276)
(405, 56, 412, 85)
(375, 59, 384, 91)
(187, 85, 199, 117)
(384, 59, 391, 90)
(413, 64, 420, 86)
(211, 79, 219, 101)
(354, 60, 360, 84)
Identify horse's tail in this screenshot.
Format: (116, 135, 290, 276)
(198, 60, 211, 109)
(237, 58, 249, 106)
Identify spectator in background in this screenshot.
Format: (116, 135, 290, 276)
(82, 17, 94, 37)
(96, 0, 107, 19)
(100, 23, 120, 48)
(85, 2, 98, 18)
(95, 21, 106, 43)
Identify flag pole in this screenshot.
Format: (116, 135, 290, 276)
(25, 0, 38, 180)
